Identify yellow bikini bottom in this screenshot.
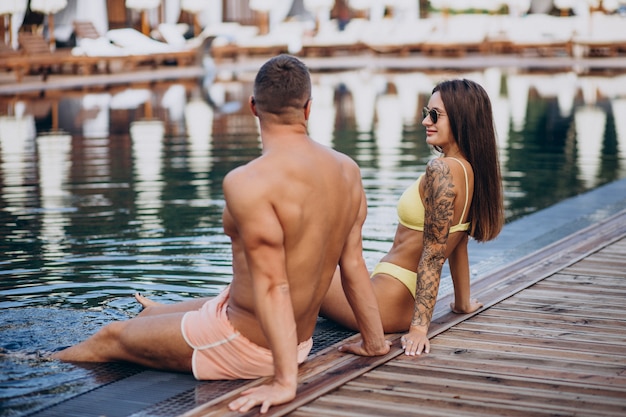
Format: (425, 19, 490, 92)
(371, 262, 416, 298)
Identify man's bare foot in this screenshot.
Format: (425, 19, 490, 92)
(450, 298, 483, 314)
(134, 292, 162, 309)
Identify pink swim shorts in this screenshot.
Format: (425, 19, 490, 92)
(181, 286, 313, 380)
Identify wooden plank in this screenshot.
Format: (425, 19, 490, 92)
(386, 347, 626, 388)
(510, 289, 626, 308)
(338, 370, 626, 415)
(546, 273, 626, 287)
(495, 299, 626, 320)
(294, 384, 616, 417)
(458, 317, 626, 341)
(475, 308, 626, 331)
(433, 329, 626, 360)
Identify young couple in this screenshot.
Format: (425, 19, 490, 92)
(52, 55, 503, 414)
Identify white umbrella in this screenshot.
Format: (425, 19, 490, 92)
(126, 0, 160, 8)
(304, 0, 335, 10)
(602, 0, 620, 12)
(30, 0, 68, 50)
(554, 0, 577, 13)
(349, 0, 374, 7)
(126, 0, 161, 35)
(0, 0, 27, 15)
(249, 0, 276, 34)
(181, 0, 209, 36)
(0, 0, 27, 48)
(506, 0, 531, 16)
(304, 0, 334, 31)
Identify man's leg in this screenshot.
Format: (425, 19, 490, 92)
(51, 312, 194, 373)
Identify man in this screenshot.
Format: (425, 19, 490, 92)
(52, 55, 390, 413)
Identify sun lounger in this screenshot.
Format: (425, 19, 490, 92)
(498, 14, 577, 57)
(192, 22, 258, 62)
(363, 18, 435, 56)
(72, 25, 205, 71)
(4, 24, 210, 82)
(301, 18, 368, 57)
(235, 21, 307, 58)
(11, 32, 102, 81)
(421, 14, 490, 57)
(0, 43, 24, 79)
(572, 13, 626, 57)
(73, 21, 101, 40)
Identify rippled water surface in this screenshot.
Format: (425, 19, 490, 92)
(1, 67, 625, 416)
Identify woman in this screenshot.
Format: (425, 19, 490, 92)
(320, 79, 504, 356)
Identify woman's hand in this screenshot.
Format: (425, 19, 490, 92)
(400, 327, 430, 356)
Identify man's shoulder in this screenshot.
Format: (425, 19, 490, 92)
(326, 147, 359, 173)
(222, 162, 268, 198)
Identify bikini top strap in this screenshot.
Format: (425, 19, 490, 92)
(447, 157, 470, 225)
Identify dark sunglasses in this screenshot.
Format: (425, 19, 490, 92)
(422, 107, 446, 124)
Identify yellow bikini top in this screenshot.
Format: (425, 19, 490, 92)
(397, 157, 470, 233)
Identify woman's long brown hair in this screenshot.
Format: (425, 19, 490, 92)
(434, 79, 504, 242)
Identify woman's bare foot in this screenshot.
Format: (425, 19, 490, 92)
(134, 292, 162, 309)
(450, 298, 483, 314)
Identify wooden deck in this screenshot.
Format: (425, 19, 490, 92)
(181, 208, 626, 417)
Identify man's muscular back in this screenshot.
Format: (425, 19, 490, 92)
(223, 135, 365, 348)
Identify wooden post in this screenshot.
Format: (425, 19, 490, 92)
(141, 10, 150, 36)
(193, 14, 200, 37)
(48, 14, 55, 51)
(0, 15, 6, 45)
(258, 11, 269, 35)
(52, 101, 59, 131)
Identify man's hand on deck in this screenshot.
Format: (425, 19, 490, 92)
(228, 380, 295, 414)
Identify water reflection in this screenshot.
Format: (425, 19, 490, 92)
(131, 118, 165, 236)
(37, 133, 73, 260)
(614, 98, 626, 162)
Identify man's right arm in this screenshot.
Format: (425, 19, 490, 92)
(338, 187, 390, 356)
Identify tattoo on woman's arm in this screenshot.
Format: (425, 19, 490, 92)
(412, 161, 455, 328)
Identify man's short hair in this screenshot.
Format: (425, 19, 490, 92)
(253, 54, 311, 115)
